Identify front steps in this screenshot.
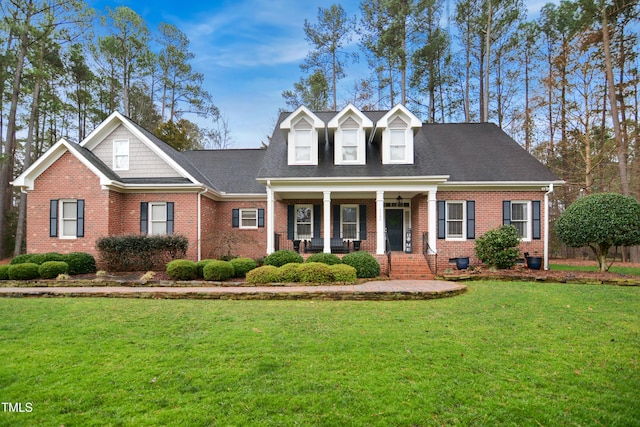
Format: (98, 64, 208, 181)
(388, 252, 434, 280)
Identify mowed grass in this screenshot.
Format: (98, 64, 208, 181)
(0, 282, 638, 426)
(550, 263, 640, 276)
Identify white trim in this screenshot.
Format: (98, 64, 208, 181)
(148, 202, 168, 235)
(112, 139, 129, 171)
(445, 201, 466, 241)
(329, 104, 372, 166)
(294, 204, 313, 240)
(238, 208, 259, 229)
(510, 200, 532, 241)
(59, 199, 78, 240)
(340, 204, 359, 240)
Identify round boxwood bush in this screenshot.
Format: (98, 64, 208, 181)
(9, 254, 34, 265)
(341, 251, 380, 278)
(246, 265, 280, 284)
(277, 263, 302, 282)
(330, 264, 357, 283)
(229, 257, 257, 278)
(264, 250, 303, 267)
(63, 252, 96, 275)
(166, 259, 198, 280)
(298, 262, 334, 283)
(203, 260, 235, 281)
(0, 265, 10, 280)
(196, 259, 215, 278)
(38, 261, 70, 279)
(8, 263, 40, 280)
(305, 253, 342, 265)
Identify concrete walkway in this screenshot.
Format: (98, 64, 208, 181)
(0, 280, 466, 301)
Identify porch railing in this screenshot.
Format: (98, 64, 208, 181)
(422, 232, 437, 277)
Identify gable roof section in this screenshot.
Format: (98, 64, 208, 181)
(258, 111, 560, 184)
(12, 138, 119, 191)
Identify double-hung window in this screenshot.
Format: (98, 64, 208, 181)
(140, 202, 174, 235)
(295, 205, 313, 239)
(341, 129, 358, 162)
(446, 202, 464, 239)
(113, 139, 129, 170)
(390, 129, 407, 161)
(341, 205, 359, 240)
(50, 199, 84, 239)
(510, 202, 529, 239)
(503, 200, 541, 241)
(240, 209, 258, 229)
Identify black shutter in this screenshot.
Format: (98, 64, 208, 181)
(166, 202, 174, 234)
(532, 200, 541, 240)
(232, 209, 239, 228)
(50, 200, 58, 237)
(287, 205, 295, 240)
(503, 201, 511, 225)
(140, 202, 148, 233)
(466, 200, 475, 239)
(359, 204, 367, 240)
(313, 205, 321, 238)
(437, 201, 446, 239)
(333, 205, 340, 237)
(76, 199, 85, 238)
(258, 208, 265, 227)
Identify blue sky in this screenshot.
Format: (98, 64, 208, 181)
(90, 0, 551, 148)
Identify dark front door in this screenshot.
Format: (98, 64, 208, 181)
(385, 209, 404, 251)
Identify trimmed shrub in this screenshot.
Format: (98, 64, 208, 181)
(341, 251, 380, 278)
(166, 259, 197, 281)
(330, 264, 357, 283)
(475, 225, 521, 269)
(196, 259, 215, 278)
(63, 252, 96, 275)
(10, 254, 34, 265)
(39, 261, 70, 279)
(0, 265, 9, 280)
(246, 265, 280, 284)
(264, 250, 303, 267)
(298, 262, 334, 283)
(229, 257, 257, 278)
(203, 261, 235, 281)
(8, 263, 40, 280)
(96, 234, 189, 271)
(277, 263, 302, 282)
(305, 253, 341, 265)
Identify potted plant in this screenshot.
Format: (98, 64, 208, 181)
(524, 252, 542, 270)
(455, 256, 470, 270)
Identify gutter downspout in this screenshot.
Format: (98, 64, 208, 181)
(544, 183, 554, 270)
(197, 187, 207, 261)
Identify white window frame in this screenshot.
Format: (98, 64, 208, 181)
(287, 116, 319, 166)
(59, 199, 78, 239)
(113, 139, 129, 171)
(340, 205, 359, 240)
(381, 118, 414, 164)
(294, 129, 312, 163)
(149, 202, 167, 235)
(446, 201, 466, 240)
(510, 201, 531, 241)
(295, 204, 313, 240)
(239, 208, 258, 229)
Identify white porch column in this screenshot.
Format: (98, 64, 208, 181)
(266, 185, 275, 254)
(376, 190, 385, 254)
(428, 190, 437, 254)
(323, 191, 331, 253)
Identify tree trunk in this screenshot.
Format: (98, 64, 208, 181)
(483, 0, 492, 123)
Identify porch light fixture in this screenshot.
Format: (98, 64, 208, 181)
(396, 195, 403, 206)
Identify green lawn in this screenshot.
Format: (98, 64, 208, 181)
(550, 263, 640, 275)
(1, 282, 639, 426)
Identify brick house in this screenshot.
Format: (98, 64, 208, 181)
(13, 106, 562, 277)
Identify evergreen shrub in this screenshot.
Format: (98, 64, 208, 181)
(341, 251, 380, 278)
(277, 263, 302, 282)
(166, 259, 198, 281)
(39, 261, 70, 279)
(330, 264, 357, 283)
(298, 262, 334, 283)
(0, 265, 9, 280)
(305, 253, 341, 265)
(8, 263, 40, 280)
(246, 265, 280, 284)
(264, 250, 303, 267)
(203, 261, 235, 281)
(229, 257, 257, 277)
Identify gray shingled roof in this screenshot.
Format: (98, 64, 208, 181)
(182, 149, 267, 194)
(66, 142, 121, 181)
(257, 111, 559, 183)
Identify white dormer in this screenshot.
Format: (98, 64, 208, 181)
(280, 106, 324, 166)
(328, 104, 373, 165)
(377, 104, 421, 165)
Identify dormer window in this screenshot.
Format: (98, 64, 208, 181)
(329, 104, 372, 165)
(280, 106, 323, 166)
(377, 104, 421, 165)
